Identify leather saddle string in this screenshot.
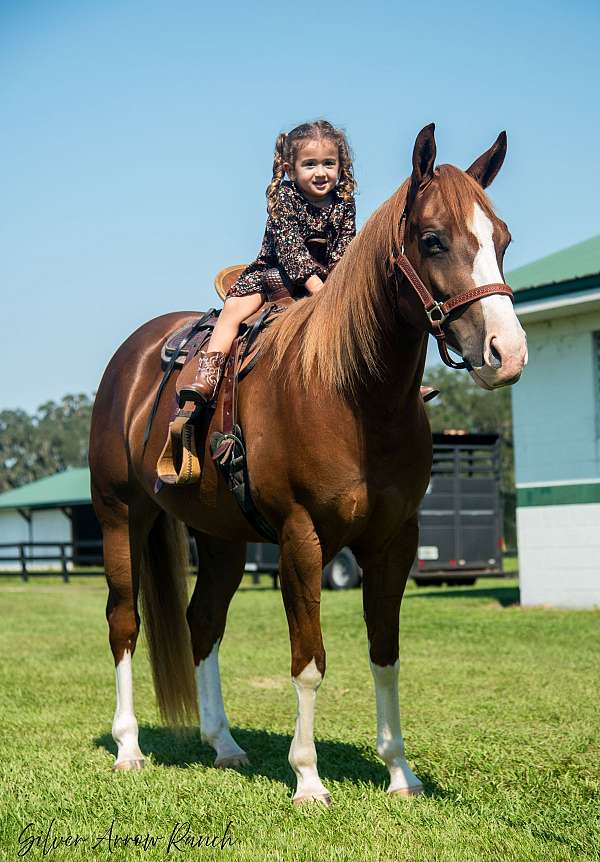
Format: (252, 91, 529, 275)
(237, 302, 289, 382)
(221, 339, 242, 438)
(239, 304, 275, 367)
(226, 304, 279, 431)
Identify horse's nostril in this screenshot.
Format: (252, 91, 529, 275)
(488, 340, 502, 369)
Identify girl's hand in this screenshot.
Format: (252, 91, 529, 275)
(305, 274, 324, 294)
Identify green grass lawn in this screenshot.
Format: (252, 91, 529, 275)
(0, 576, 598, 861)
(502, 555, 519, 574)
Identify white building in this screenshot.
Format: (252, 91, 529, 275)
(0, 468, 98, 572)
(510, 235, 600, 608)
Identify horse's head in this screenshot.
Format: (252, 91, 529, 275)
(397, 124, 527, 389)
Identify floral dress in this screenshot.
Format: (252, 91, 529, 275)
(227, 180, 356, 299)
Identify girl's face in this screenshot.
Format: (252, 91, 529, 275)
(286, 138, 340, 203)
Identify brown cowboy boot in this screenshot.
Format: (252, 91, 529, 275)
(176, 350, 227, 407)
(420, 386, 440, 402)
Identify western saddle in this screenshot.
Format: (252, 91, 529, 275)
(147, 264, 293, 540)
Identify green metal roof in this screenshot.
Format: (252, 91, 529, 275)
(0, 468, 91, 511)
(508, 234, 600, 293)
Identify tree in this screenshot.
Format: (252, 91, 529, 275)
(0, 394, 94, 492)
(423, 366, 516, 545)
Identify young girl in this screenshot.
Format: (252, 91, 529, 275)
(176, 119, 357, 407)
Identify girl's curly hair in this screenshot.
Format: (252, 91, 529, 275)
(266, 120, 355, 217)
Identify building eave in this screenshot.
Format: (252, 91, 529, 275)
(0, 499, 91, 513)
(513, 272, 600, 305)
(516, 287, 600, 321)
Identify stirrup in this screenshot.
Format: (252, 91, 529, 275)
(177, 388, 211, 409)
(156, 409, 202, 485)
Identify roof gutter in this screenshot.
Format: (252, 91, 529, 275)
(516, 288, 600, 321)
(512, 272, 600, 305)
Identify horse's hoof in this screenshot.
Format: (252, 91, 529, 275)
(388, 784, 423, 797)
(293, 793, 332, 807)
(112, 759, 145, 772)
(214, 753, 250, 770)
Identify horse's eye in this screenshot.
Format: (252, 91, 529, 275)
(421, 233, 445, 254)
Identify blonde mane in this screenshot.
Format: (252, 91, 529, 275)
(260, 165, 496, 394)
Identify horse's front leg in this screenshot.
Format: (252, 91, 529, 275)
(279, 509, 331, 806)
(354, 517, 423, 796)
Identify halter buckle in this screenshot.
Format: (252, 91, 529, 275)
(426, 302, 448, 327)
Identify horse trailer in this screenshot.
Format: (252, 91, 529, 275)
(411, 432, 503, 586)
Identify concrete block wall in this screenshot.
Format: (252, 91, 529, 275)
(517, 503, 600, 608)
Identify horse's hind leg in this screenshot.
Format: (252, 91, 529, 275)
(187, 532, 248, 769)
(97, 496, 157, 771)
(354, 517, 423, 796)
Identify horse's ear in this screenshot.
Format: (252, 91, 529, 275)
(466, 131, 507, 189)
(407, 123, 436, 212)
(412, 124, 436, 183)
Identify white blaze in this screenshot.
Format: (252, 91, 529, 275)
(470, 202, 504, 287)
(469, 203, 526, 371)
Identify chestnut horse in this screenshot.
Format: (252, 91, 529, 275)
(89, 124, 527, 804)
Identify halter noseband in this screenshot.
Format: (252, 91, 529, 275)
(392, 203, 514, 370)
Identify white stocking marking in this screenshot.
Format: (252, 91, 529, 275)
(112, 650, 144, 766)
(195, 640, 247, 765)
(370, 659, 422, 794)
(289, 658, 330, 802)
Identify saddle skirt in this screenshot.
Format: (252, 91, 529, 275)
(160, 314, 219, 368)
(160, 295, 294, 369)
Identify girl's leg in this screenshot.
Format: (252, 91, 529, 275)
(177, 292, 263, 405)
(206, 293, 264, 353)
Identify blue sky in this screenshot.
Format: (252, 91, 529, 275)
(2, 0, 599, 411)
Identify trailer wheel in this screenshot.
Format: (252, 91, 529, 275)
(323, 548, 361, 590)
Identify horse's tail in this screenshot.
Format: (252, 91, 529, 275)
(139, 511, 198, 726)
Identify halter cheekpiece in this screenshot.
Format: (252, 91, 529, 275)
(391, 194, 514, 370)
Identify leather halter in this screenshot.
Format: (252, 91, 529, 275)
(391, 202, 514, 370)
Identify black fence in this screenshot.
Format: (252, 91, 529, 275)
(0, 540, 105, 581)
(0, 540, 276, 586)
(0, 540, 516, 585)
